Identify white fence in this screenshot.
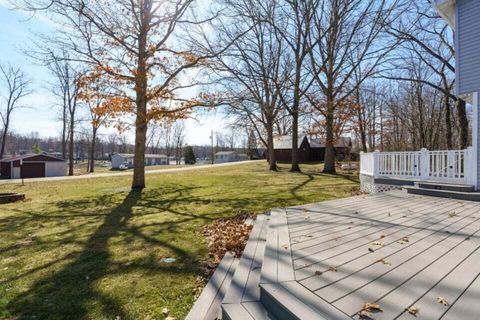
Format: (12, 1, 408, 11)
(360, 148, 476, 185)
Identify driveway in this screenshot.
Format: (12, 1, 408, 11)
(0, 160, 263, 185)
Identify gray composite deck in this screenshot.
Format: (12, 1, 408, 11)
(286, 190, 480, 319)
(189, 190, 480, 319)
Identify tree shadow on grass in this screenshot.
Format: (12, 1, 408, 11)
(4, 185, 221, 319)
(7, 190, 142, 319)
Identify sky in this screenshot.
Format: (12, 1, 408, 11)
(0, 1, 230, 146)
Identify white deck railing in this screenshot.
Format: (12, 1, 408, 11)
(360, 147, 476, 185)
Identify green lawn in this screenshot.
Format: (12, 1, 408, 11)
(0, 162, 359, 320)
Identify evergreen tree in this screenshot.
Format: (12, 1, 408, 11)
(183, 145, 196, 165)
(33, 143, 41, 154)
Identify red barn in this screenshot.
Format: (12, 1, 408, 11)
(0, 154, 66, 179)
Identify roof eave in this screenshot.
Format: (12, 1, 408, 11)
(433, 0, 456, 28)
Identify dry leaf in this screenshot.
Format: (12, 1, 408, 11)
(315, 270, 323, 276)
(397, 236, 410, 244)
(449, 212, 457, 218)
(303, 234, 313, 238)
(379, 234, 386, 239)
(406, 306, 419, 316)
(328, 266, 337, 272)
(368, 247, 375, 253)
(376, 259, 391, 266)
(437, 296, 449, 306)
(358, 310, 375, 320)
(372, 241, 384, 246)
(304, 215, 310, 220)
(361, 302, 383, 313)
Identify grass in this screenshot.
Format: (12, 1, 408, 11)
(0, 162, 359, 320)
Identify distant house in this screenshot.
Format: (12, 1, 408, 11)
(111, 153, 169, 169)
(309, 137, 353, 161)
(270, 135, 352, 163)
(214, 151, 248, 163)
(272, 135, 311, 163)
(0, 154, 66, 179)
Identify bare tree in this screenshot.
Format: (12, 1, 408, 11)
(385, 0, 467, 149)
(270, 0, 317, 172)
(18, 0, 236, 189)
(307, 0, 403, 173)
(172, 121, 185, 165)
(0, 63, 32, 159)
(48, 55, 82, 176)
(213, 0, 289, 171)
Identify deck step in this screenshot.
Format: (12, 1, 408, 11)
(259, 282, 352, 320)
(186, 252, 240, 320)
(222, 214, 278, 320)
(414, 182, 475, 192)
(403, 186, 480, 201)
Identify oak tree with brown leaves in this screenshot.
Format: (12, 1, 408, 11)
(19, 0, 226, 188)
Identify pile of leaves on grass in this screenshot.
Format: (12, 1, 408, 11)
(350, 186, 368, 196)
(201, 211, 256, 274)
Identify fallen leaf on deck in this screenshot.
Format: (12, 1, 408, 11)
(372, 241, 384, 246)
(358, 310, 375, 320)
(328, 266, 337, 272)
(397, 236, 410, 244)
(361, 302, 383, 313)
(304, 215, 310, 220)
(315, 270, 323, 276)
(282, 243, 289, 249)
(368, 247, 375, 253)
(376, 259, 391, 266)
(379, 234, 386, 239)
(303, 234, 313, 238)
(437, 297, 449, 306)
(406, 306, 419, 316)
(449, 212, 457, 218)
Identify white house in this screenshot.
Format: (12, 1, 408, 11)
(359, 0, 480, 196)
(214, 151, 248, 164)
(111, 153, 169, 169)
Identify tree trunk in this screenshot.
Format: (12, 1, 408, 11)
(456, 98, 469, 149)
(324, 100, 336, 173)
(62, 96, 67, 159)
(89, 127, 97, 173)
(132, 14, 148, 189)
(357, 106, 367, 153)
(290, 110, 300, 172)
(0, 117, 9, 159)
(68, 113, 74, 176)
(266, 119, 277, 171)
(444, 96, 453, 150)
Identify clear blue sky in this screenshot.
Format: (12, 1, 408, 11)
(0, 1, 228, 145)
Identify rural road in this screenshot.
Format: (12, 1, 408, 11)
(0, 160, 263, 185)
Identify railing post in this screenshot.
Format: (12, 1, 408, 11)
(447, 150, 455, 178)
(373, 150, 380, 178)
(466, 147, 475, 185)
(420, 148, 429, 181)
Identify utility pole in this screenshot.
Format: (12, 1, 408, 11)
(210, 130, 214, 165)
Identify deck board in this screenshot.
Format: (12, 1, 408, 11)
(282, 190, 480, 320)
